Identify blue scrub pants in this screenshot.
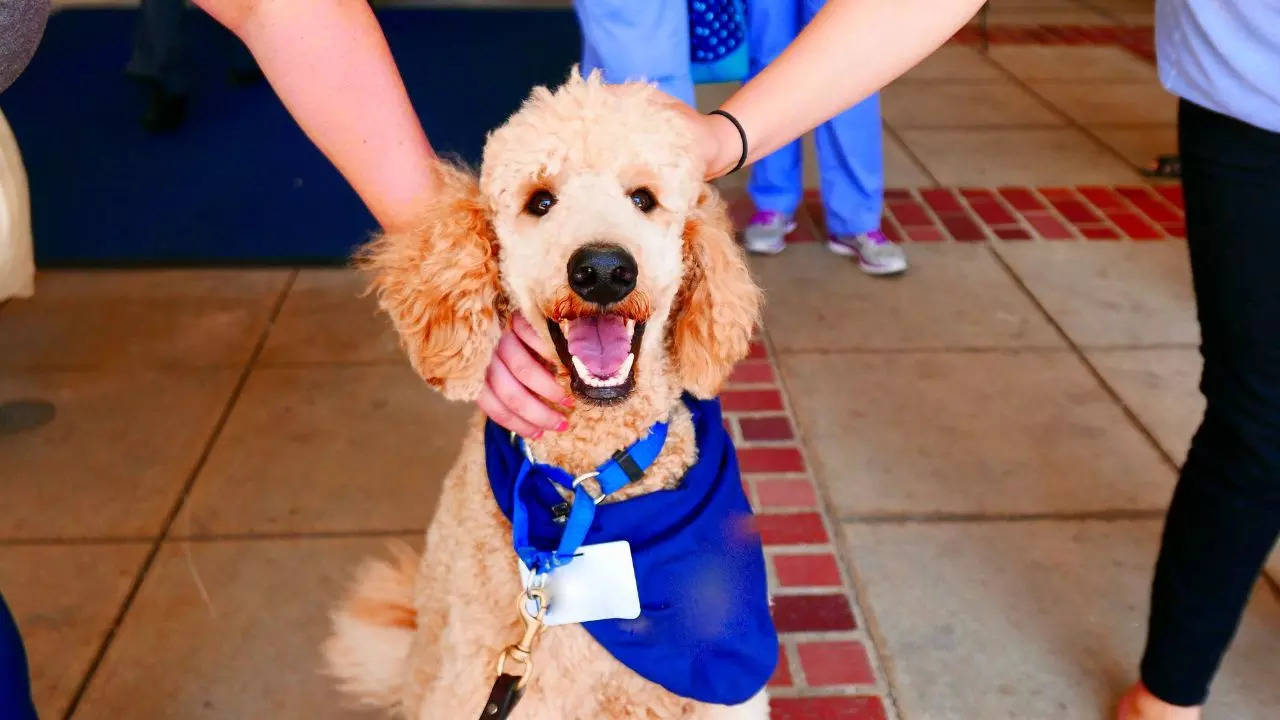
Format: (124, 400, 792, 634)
(574, 0, 696, 107)
(746, 0, 884, 236)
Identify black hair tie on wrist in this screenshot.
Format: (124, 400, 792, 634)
(708, 109, 748, 175)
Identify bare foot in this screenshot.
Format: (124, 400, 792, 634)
(1116, 682, 1202, 720)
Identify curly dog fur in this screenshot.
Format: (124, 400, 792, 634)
(324, 71, 766, 719)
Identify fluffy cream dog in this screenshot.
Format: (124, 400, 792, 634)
(324, 72, 769, 720)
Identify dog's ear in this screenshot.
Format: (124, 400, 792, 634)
(671, 186, 763, 398)
(357, 161, 502, 401)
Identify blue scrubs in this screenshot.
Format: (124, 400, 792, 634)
(574, 0, 696, 106)
(1, 592, 38, 719)
(747, 0, 884, 236)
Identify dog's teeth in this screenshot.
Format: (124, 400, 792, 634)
(571, 356, 607, 388)
(570, 353, 635, 388)
(607, 353, 635, 386)
(570, 355, 592, 383)
(624, 318, 636, 335)
(560, 320, 571, 335)
(595, 353, 635, 388)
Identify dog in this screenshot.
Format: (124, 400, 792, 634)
(323, 71, 772, 720)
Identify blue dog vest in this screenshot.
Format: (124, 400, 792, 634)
(484, 396, 778, 705)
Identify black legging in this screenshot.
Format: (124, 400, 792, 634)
(1139, 100, 1280, 707)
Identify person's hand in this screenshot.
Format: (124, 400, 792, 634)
(657, 94, 743, 180)
(478, 313, 573, 439)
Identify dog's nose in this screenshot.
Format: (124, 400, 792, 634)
(567, 244, 637, 305)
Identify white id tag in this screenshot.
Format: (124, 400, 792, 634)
(518, 541, 641, 626)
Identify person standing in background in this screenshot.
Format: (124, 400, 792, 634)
(573, 0, 696, 107)
(740, 0, 905, 276)
(1116, 2, 1280, 719)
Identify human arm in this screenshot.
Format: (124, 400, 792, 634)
(194, 0, 438, 232)
(698, 0, 987, 176)
(194, 0, 571, 433)
(487, 0, 987, 435)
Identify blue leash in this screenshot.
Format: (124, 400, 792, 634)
(510, 422, 669, 575)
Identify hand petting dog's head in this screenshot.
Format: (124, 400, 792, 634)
(361, 71, 761, 415)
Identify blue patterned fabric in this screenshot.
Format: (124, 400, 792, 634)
(485, 397, 778, 705)
(688, 0, 748, 84)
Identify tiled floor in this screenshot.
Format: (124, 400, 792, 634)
(5, 2, 1280, 719)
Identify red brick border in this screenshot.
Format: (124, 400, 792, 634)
(727, 339, 896, 718)
(782, 185, 1183, 245)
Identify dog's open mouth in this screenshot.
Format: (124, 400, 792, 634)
(547, 315, 646, 404)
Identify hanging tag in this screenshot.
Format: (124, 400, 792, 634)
(518, 541, 640, 626)
(477, 674, 523, 719)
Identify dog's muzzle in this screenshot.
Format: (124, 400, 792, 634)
(567, 243, 637, 306)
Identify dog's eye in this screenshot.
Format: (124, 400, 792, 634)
(628, 188, 657, 213)
(524, 189, 556, 217)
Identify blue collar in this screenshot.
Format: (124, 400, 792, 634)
(511, 420, 669, 573)
(486, 396, 778, 705)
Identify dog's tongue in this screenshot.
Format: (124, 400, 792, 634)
(566, 315, 631, 378)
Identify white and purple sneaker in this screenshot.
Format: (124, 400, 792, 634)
(742, 210, 796, 255)
(828, 230, 907, 276)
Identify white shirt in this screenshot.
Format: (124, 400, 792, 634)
(1156, 0, 1280, 133)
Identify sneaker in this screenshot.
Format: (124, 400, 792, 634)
(742, 211, 796, 255)
(828, 230, 907, 275)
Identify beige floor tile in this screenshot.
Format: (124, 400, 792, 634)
(176, 365, 472, 535)
(784, 351, 1174, 516)
(1091, 125, 1178, 169)
(990, 45, 1158, 82)
(73, 538, 409, 719)
(1083, 0, 1155, 10)
(995, 241, 1198, 347)
(801, 133, 821, 191)
(694, 81, 739, 114)
(883, 80, 1064, 129)
(756, 243, 1062, 352)
(898, 128, 1144, 185)
(1112, 10, 1157, 25)
(902, 46, 1005, 82)
(883, 132, 936, 188)
(984, 6, 1115, 24)
(0, 369, 239, 538)
(842, 520, 1280, 720)
(712, 169, 747, 195)
(0, 543, 148, 719)
(797, 130, 935, 190)
(1030, 80, 1179, 126)
(0, 270, 288, 368)
(259, 269, 402, 365)
(1087, 349, 1203, 464)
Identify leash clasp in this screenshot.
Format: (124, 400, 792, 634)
(494, 587, 548, 691)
